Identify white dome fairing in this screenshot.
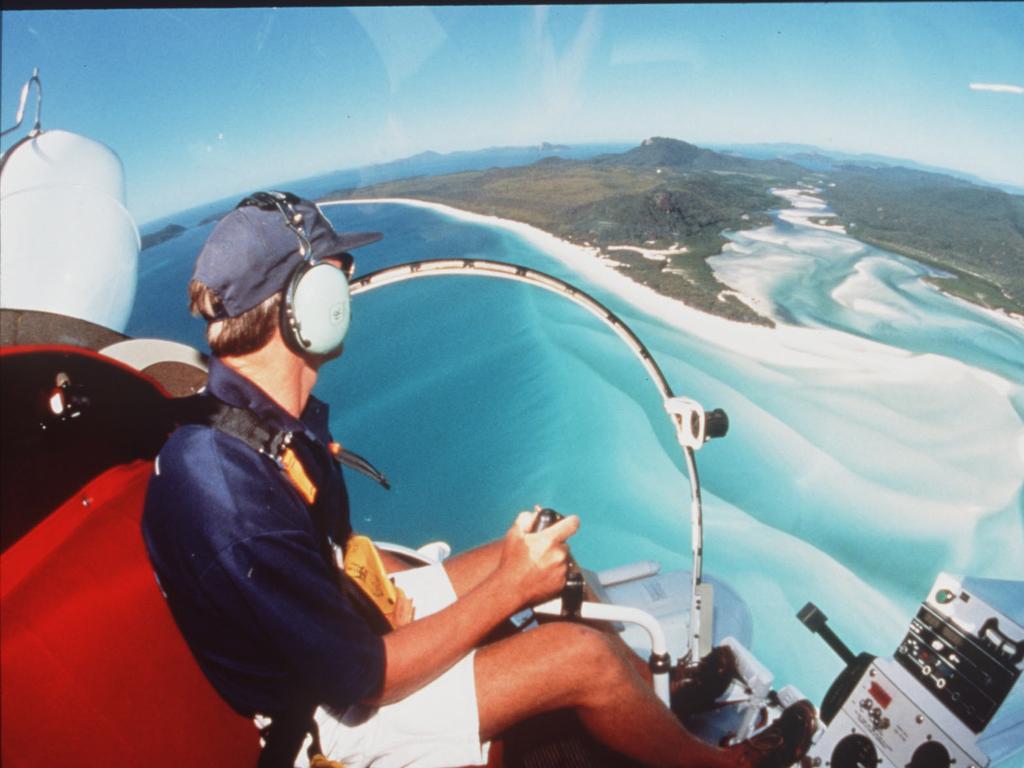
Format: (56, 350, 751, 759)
(1, 129, 140, 333)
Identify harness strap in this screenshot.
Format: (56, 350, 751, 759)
(170, 394, 391, 491)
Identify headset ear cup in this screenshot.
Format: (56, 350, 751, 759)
(286, 263, 351, 354)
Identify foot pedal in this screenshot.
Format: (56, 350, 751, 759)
(721, 636, 774, 693)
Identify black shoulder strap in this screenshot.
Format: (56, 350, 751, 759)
(170, 394, 390, 491)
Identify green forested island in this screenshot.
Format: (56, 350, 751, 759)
(140, 223, 187, 250)
(326, 137, 1024, 324)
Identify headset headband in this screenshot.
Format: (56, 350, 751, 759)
(236, 191, 313, 260)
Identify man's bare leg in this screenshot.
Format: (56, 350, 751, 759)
(475, 622, 737, 768)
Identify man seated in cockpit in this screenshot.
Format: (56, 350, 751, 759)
(142, 192, 816, 768)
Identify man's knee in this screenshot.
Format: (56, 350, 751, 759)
(537, 623, 636, 690)
(475, 622, 645, 733)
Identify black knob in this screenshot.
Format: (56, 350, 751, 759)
(830, 734, 879, 768)
(705, 408, 729, 439)
(533, 508, 563, 532)
(910, 740, 951, 768)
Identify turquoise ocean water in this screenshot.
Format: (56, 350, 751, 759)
(128, 194, 1024, 745)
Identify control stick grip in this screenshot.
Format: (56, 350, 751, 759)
(533, 508, 563, 532)
(531, 508, 585, 618)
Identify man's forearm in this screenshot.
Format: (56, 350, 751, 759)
(378, 538, 503, 596)
(368, 513, 578, 706)
(367, 568, 522, 705)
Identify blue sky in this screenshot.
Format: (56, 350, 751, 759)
(3, 4, 1022, 225)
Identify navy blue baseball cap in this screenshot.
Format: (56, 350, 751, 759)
(192, 193, 382, 319)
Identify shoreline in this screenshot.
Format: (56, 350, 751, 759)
(321, 196, 1024, 371)
(318, 197, 946, 371)
(320, 196, 777, 342)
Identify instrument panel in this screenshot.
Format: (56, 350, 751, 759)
(807, 573, 1023, 768)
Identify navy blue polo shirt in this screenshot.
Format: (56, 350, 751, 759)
(142, 358, 386, 718)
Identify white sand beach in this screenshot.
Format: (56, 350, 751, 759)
(321, 197, 770, 345)
(321, 197, 932, 370)
(606, 243, 689, 261)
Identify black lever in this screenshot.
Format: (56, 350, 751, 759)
(798, 602, 857, 665)
(532, 508, 584, 618)
(799, 601, 877, 724)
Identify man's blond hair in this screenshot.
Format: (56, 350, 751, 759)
(188, 280, 281, 357)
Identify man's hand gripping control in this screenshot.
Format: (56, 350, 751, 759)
(498, 507, 580, 610)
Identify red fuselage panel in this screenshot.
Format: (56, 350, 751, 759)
(1, 346, 258, 765)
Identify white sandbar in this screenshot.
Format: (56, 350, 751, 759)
(771, 187, 846, 234)
(606, 243, 689, 261)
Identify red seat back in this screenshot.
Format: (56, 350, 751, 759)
(1, 459, 261, 766)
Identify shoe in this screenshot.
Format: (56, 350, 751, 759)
(670, 645, 739, 719)
(727, 700, 817, 768)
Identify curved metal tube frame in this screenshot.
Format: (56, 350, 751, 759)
(350, 258, 708, 659)
(1, 68, 43, 140)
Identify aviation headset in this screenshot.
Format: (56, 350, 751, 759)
(235, 191, 354, 356)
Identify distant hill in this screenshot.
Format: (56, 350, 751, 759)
(345, 142, 603, 184)
(601, 137, 804, 178)
(709, 142, 1024, 195)
(600, 136, 707, 168)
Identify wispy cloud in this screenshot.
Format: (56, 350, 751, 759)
(254, 12, 275, 55)
(351, 7, 447, 94)
(529, 7, 602, 126)
(969, 82, 1024, 95)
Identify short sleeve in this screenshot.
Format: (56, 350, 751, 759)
(212, 530, 386, 709)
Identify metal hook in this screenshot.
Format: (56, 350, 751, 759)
(1, 68, 43, 139)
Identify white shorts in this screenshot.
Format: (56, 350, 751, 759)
(297, 563, 490, 768)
